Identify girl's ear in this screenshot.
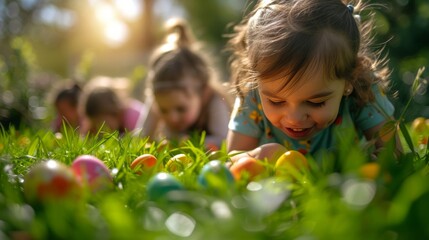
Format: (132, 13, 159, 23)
(344, 82, 354, 96)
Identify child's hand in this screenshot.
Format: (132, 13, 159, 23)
(227, 143, 287, 167)
(227, 150, 250, 167)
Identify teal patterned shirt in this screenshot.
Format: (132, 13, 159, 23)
(228, 84, 395, 155)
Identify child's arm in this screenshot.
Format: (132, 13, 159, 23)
(205, 96, 231, 149)
(226, 130, 259, 152)
(140, 102, 161, 140)
(226, 133, 256, 167)
(358, 84, 402, 158)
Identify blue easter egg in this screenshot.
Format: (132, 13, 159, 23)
(146, 173, 184, 201)
(198, 160, 235, 189)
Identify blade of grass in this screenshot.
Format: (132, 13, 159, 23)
(399, 122, 416, 157)
(397, 67, 425, 122)
(87, 131, 117, 153)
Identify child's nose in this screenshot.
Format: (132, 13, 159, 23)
(166, 112, 180, 124)
(281, 108, 308, 125)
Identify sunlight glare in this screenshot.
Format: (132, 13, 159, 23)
(92, 1, 130, 47)
(95, 2, 116, 24)
(114, 0, 141, 20)
(104, 20, 128, 47)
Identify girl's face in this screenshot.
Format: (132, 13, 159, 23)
(56, 100, 79, 127)
(155, 89, 201, 133)
(258, 74, 349, 140)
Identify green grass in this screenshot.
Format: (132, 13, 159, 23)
(1, 68, 428, 240)
(0, 118, 428, 240)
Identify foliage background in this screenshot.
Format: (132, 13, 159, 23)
(0, 0, 428, 129)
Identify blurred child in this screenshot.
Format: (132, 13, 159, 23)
(51, 81, 82, 132)
(226, 0, 402, 161)
(140, 18, 232, 149)
(80, 76, 146, 136)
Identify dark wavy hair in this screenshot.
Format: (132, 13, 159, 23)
(228, 0, 391, 107)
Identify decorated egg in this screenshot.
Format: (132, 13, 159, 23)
(130, 154, 162, 175)
(71, 155, 113, 193)
(359, 162, 380, 180)
(275, 150, 308, 177)
(411, 117, 428, 133)
(198, 160, 234, 191)
(146, 172, 184, 201)
(165, 153, 193, 172)
(229, 156, 265, 181)
(23, 160, 80, 203)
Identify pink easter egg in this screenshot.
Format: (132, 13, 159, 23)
(71, 155, 113, 193)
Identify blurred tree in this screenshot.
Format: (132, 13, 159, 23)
(0, 0, 159, 128)
(175, 0, 248, 81)
(0, 38, 34, 129)
(368, 0, 429, 120)
(142, 0, 155, 51)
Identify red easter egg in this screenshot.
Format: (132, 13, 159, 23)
(23, 160, 80, 203)
(229, 156, 265, 181)
(130, 154, 161, 175)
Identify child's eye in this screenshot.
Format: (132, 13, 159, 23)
(176, 106, 187, 113)
(268, 99, 285, 105)
(307, 101, 325, 107)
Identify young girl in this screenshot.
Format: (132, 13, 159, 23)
(140, 18, 232, 149)
(80, 76, 147, 136)
(227, 0, 402, 161)
(51, 81, 82, 132)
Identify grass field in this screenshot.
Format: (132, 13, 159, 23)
(1, 69, 428, 240)
(0, 113, 428, 240)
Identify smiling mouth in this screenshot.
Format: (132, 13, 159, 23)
(284, 127, 313, 139)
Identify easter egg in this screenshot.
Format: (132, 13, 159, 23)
(165, 153, 193, 172)
(274, 150, 308, 177)
(411, 117, 428, 133)
(71, 155, 113, 193)
(23, 160, 80, 203)
(229, 156, 265, 181)
(130, 154, 161, 175)
(359, 162, 380, 180)
(146, 172, 184, 201)
(256, 143, 288, 164)
(198, 160, 234, 190)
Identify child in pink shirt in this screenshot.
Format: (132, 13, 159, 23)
(80, 76, 146, 136)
